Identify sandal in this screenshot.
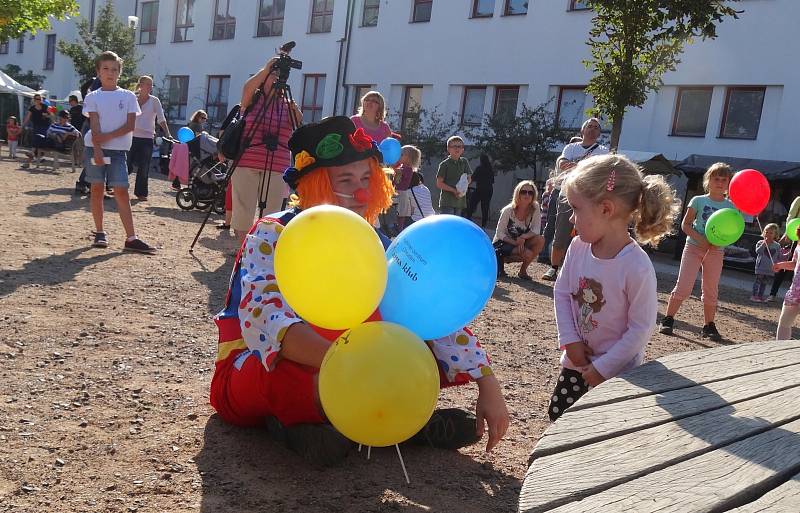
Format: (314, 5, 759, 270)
(517, 272, 533, 281)
(216, 223, 231, 230)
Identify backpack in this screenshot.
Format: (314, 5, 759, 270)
(216, 104, 244, 160)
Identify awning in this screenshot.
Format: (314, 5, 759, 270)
(676, 154, 800, 181)
(617, 151, 682, 176)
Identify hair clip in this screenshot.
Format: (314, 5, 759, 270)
(606, 169, 616, 192)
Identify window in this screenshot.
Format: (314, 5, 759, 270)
(720, 87, 765, 140)
(352, 85, 373, 114)
(671, 87, 712, 137)
(310, 0, 334, 33)
(205, 75, 230, 126)
(174, 0, 194, 42)
(494, 86, 519, 119)
(461, 87, 487, 125)
(139, 1, 159, 44)
(0, 41, 7, 55)
(556, 87, 589, 130)
(401, 85, 423, 134)
(212, 0, 236, 40)
(568, 0, 590, 10)
(362, 0, 379, 27)
(472, 0, 495, 17)
(257, 0, 285, 37)
(412, 0, 432, 22)
(166, 75, 189, 122)
(504, 0, 527, 15)
(302, 75, 326, 123)
(44, 34, 56, 70)
(17, 36, 24, 53)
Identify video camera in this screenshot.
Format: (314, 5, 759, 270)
(272, 41, 303, 83)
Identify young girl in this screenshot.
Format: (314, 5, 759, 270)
(775, 224, 800, 339)
(6, 116, 21, 158)
(395, 145, 421, 231)
(549, 154, 678, 421)
(659, 163, 734, 342)
(753, 223, 782, 302)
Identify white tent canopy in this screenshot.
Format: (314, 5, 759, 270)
(0, 70, 47, 119)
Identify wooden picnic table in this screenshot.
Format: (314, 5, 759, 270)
(519, 340, 800, 512)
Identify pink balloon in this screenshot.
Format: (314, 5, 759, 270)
(728, 169, 770, 216)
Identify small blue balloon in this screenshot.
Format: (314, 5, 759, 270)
(379, 215, 496, 340)
(177, 126, 196, 143)
(378, 137, 401, 166)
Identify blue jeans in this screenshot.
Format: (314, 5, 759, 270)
(84, 147, 129, 188)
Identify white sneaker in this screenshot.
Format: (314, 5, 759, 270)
(541, 267, 558, 281)
(766, 296, 776, 302)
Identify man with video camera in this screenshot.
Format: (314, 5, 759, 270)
(230, 48, 303, 243)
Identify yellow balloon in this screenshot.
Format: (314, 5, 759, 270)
(274, 205, 387, 330)
(319, 321, 440, 447)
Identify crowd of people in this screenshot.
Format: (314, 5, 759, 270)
(4, 48, 800, 470)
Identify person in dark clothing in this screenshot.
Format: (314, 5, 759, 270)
(68, 95, 84, 132)
(463, 153, 495, 228)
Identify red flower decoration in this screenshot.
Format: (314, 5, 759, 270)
(349, 128, 373, 152)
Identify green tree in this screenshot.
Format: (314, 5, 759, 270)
(57, 0, 140, 88)
(389, 106, 459, 163)
(0, 0, 77, 41)
(467, 102, 567, 178)
(1, 64, 46, 89)
(582, 0, 740, 149)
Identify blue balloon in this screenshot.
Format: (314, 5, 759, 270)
(177, 126, 196, 143)
(378, 137, 401, 166)
(379, 215, 496, 340)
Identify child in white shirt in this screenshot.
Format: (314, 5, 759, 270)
(549, 154, 679, 421)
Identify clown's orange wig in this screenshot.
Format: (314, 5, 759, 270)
(289, 158, 395, 225)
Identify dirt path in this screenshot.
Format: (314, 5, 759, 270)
(0, 159, 783, 512)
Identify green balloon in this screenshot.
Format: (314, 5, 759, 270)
(705, 208, 744, 247)
(786, 218, 800, 242)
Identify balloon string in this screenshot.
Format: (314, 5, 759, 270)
(367, 446, 371, 460)
(755, 217, 776, 266)
(395, 444, 411, 484)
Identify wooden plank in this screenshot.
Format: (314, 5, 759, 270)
(533, 362, 800, 458)
(569, 341, 800, 412)
(539, 417, 800, 513)
(520, 387, 800, 513)
(728, 472, 800, 512)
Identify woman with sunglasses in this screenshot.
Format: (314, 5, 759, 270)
(493, 180, 545, 280)
(21, 94, 53, 168)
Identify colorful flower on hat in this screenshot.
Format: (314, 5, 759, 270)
(294, 150, 315, 171)
(315, 133, 344, 159)
(349, 128, 373, 152)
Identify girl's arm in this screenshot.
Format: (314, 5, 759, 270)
(681, 207, 709, 249)
(554, 244, 590, 366)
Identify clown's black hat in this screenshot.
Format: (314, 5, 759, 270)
(283, 116, 383, 188)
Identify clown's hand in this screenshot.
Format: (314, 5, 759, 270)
(475, 373, 509, 452)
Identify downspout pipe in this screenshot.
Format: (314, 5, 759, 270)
(333, 0, 355, 115)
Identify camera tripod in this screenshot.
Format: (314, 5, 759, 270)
(189, 43, 302, 252)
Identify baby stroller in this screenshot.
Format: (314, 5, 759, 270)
(176, 132, 228, 215)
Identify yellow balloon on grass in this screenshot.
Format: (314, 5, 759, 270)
(319, 321, 440, 447)
(274, 205, 387, 330)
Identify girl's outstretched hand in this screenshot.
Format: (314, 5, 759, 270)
(475, 374, 509, 452)
(581, 364, 605, 387)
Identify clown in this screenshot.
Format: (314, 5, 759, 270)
(210, 116, 509, 466)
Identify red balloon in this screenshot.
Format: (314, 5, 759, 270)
(47, 106, 56, 114)
(309, 308, 382, 342)
(728, 169, 770, 216)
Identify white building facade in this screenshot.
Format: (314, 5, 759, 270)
(1, 0, 796, 166)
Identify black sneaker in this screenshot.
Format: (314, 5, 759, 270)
(409, 408, 480, 450)
(123, 238, 156, 254)
(266, 417, 355, 467)
(92, 232, 108, 248)
(659, 316, 674, 335)
(701, 322, 723, 342)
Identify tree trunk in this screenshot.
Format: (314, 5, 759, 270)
(610, 115, 624, 152)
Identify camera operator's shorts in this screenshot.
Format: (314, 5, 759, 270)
(84, 147, 129, 188)
(552, 190, 576, 250)
(231, 168, 287, 232)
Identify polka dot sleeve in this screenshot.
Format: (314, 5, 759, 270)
(238, 220, 303, 371)
(428, 327, 493, 383)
